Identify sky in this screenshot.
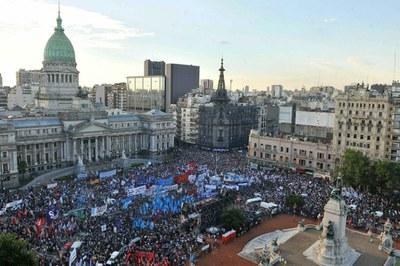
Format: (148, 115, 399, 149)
(1, 0, 400, 90)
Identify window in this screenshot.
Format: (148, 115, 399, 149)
(280, 146, 283, 152)
(2, 163, 8, 174)
(377, 137, 380, 141)
(286, 147, 289, 153)
(254, 143, 257, 148)
(376, 145, 379, 150)
(2, 152, 6, 158)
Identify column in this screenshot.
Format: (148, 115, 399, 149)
(121, 135, 125, 153)
(95, 137, 98, 161)
(24, 146, 27, 163)
(80, 138, 84, 159)
(73, 139, 77, 160)
(134, 134, 138, 152)
(128, 135, 132, 155)
(116, 136, 119, 156)
(42, 143, 46, 164)
(102, 136, 106, 159)
(33, 143, 37, 165)
(107, 136, 111, 157)
(88, 138, 92, 162)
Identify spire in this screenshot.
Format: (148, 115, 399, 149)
(56, 0, 64, 31)
(218, 58, 226, 91)
(211, 58, 230, 103)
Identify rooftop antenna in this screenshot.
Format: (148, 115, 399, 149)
(58, 0, 60, 17)
(393, 49, 397, 81)
(230, 79, 233, 91)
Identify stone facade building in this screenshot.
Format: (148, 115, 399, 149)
(333, 86, 393, 161)
(0, 110, 175, 187)
(198, 59, 258, 150)
(248, 130, 335, 174)
(176, 93, 210, 144)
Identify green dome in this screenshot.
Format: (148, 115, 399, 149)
(43, 15, 76, 64)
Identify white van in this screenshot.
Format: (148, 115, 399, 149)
(260, 202, 279, 215)
(106, 251, 120, 265)
(246, 197, 262, 205)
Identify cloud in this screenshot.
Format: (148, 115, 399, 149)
(346, 56, 375, 68)
(0, 0, 152, 85)
(323, 17, 337, 23)
(219, 40, 230, 45)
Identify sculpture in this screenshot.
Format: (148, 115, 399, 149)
(326, 221, 334, 239)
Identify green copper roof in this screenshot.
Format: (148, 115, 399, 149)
(43, 13, 76, 64)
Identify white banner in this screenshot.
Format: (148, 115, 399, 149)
(5, 199, 23, 210)
(99, 169, 116, 179)
(69, 248, 77, 266)
(127, 185, 147, 196)
(101, 224, 107, 232)
(205, 184, 217, 191)
(91, 204, 107, 217)
(47, 183, 58, 189)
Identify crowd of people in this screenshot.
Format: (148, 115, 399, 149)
(0, 147, 398, 265)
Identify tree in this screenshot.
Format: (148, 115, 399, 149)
(18, 161, 27, 175)
(0, 233, 37, 266)
(374, 160, 400, 195)
(220, 208, 246, 231)
(339, 149, 371, 191)
(285, 194, 305, 209)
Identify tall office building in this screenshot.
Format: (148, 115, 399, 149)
(271, 84, 283, 98)
(16, 69, 41, 86)
(200, 79, 214, 94)
(126, 76, 166, 112)
(0, 73, 2, 87)
(165, 63, 199, 108)
(144, 60, 165, 76)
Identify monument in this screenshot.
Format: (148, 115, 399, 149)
(379, 219, 394, 254)
(303, 177, 360, 265)
(75, 155, 87, 179)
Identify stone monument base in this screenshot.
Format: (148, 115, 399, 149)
(303, 240, 360, 266)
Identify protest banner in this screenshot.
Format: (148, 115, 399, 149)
(90, 205, 107, 217)
(127, 185, 147, 197)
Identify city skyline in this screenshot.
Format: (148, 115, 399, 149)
(1, 0, 400, 89)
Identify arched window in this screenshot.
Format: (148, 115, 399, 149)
(47, 74, 51, 82)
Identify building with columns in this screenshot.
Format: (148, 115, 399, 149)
(0, 109, 175, 187)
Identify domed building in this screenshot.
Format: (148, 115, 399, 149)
(36, 8, 82, 110)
